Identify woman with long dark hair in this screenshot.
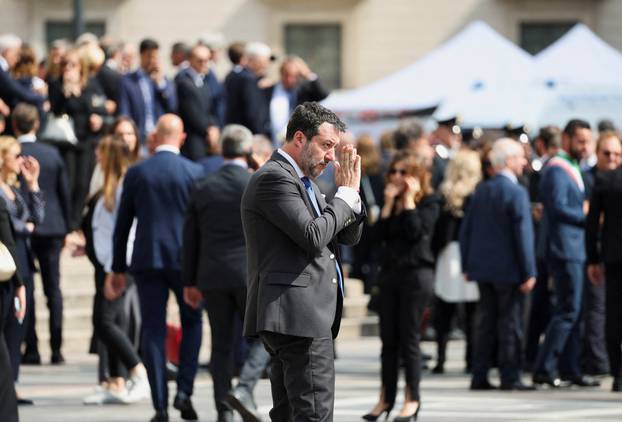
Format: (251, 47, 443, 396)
(363, 151, 440, 421)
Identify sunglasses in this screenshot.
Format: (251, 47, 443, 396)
(389, 168, 407, 175)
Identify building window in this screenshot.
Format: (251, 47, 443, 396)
(45, 20, 106, 48)
(284, 24, 341, 90)
(520, 22, 576, 55)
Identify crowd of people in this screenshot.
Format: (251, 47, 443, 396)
(0, 29, 621, 422)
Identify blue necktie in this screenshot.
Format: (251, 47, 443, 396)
(301, 177, 344, 297)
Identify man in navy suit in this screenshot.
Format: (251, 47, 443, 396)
(108, 114, 204, 422)
(12, 104, 70, 365)
(460, 138, 536, 391)
(175, 44, 220, 161)
(532, 119, 600, 388)
(0, 34, 46, 131)
(119, 39, 177, 146)
(224, 42, 270, 136)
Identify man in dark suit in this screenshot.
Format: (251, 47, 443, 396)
(175, 44, 220, 161)
(107, 115, 204, 422)
(0, 35, 46, 129)
(586, 133, 622, 391)
(12, 104, 71, 366)
(586, 157, 622, 392)
(119, 38, 177, 145)
(183, 125, 268, 422)
(580, 133, 621, 377)
(460, 138, 536, 391)
(224, 42, 270, 136)
(263, 56, 329, 146)
(533, 119, 600, 388)
(242, 102, 364, 421)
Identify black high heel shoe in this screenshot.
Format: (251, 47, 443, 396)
(362, 404, 394, 421)
(393, 402, 421, 421)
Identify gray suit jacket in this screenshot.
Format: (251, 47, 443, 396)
(242, 151, 364, 339)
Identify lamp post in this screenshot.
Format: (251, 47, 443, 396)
(72, 0, 85, 41)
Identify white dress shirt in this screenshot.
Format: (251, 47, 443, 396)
(277, 148, 361, 213)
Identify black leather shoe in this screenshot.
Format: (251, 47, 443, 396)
(218, 410, 234, 422)
(224, 386, 262, 422)
(17, 397, 34, 405)
(51, 352, 65, 365)
(173, 392, 198, 420)
(150, 410, 169, 422)
(21, 351, 41, 365)
(361, 404, 393, 421)
(532, 373, 564, 388)
(470, 379, 498, 390)
(500, 382, 536, 391)
(431, 364, 444, 374)
(612, 377, 622, 392)
(563, 375, 601, 387)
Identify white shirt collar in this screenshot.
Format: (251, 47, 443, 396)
(17, 134, 36, 144)
(155, 144, 180, 155)
(223, 157, 248, 168)
(185, 66, 204, 87)
(0, 56, 8, 72)
(277, 148, 305, 179)
(498, 168, 518, 184)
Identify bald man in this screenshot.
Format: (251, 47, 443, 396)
(108, 114, 205, 422)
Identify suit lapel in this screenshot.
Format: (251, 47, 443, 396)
(271, 152, 318, 218)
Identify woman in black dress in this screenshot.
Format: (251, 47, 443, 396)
(48, 47, 109, 229)
(363, 151, 440, 421)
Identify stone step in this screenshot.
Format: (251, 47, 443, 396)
(338, 315, 379, 340)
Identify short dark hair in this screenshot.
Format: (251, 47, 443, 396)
(11, 102, 39, 134)
(538, 125, 562, 149)
(563, 119, 591, 138)
(393, 119, 424, 150)
(228, 42, 245, 65)
(139, 38, 159, 54)
(285, 102, 346, 142)
(171, 41, 190, 55)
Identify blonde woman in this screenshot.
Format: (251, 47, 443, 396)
(431, 150, 482, 374)
(83, 135, 148, 404)
(0, 136, 44, 404)
(48, 47, 110, 230)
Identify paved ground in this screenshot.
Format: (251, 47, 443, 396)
(18, 337, 622, 422)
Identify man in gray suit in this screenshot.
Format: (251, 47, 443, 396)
(241, 102, 364, 421)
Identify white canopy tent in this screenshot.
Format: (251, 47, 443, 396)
(433, 82, 622, 131)
(534, 23, 622, 87)
(322, 21, 534, 114)
(434, 23, 622, 131)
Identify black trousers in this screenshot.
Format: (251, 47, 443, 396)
(525, 259, 552, 366)
(204, 287, 247, 412)
(605, 263, 622, 379)
(260, 331, 335, 422)
(59, 143, 96, 230)
(433, 296, 476, 370)
(92, 265, 141, 378)
(472, 282, 523, 385)
(582, 272, 609, 375)
(379, 267, 433, 404)
(25, 236, 64, 355)
(0, 283, 18, 422)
